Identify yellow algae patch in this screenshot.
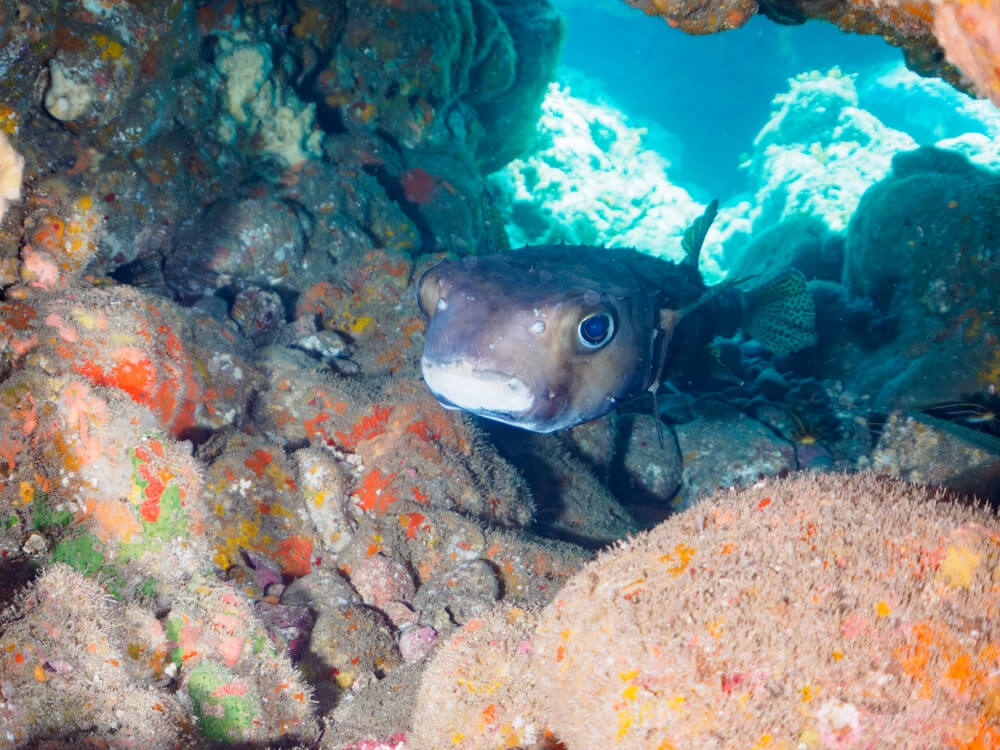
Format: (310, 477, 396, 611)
(939, 545, 981, 588)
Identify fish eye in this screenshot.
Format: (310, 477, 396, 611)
(577, 311, 615, 349)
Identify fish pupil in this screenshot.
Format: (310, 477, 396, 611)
(579, 312, 614, 348)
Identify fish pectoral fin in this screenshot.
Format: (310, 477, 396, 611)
(743, 268, 817, 356)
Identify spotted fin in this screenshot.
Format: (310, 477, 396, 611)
(743, 269, 817, 355)
(681, 199, 718, 269)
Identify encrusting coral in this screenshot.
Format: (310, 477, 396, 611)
(408, 473, 1000, 748)
(531, 472, 1000, 747)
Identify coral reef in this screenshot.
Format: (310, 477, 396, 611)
(1, 0, 999, 745)
(490, 78, 716, 276)
(528, 473, 1000, 747)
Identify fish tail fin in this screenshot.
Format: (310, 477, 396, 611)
(681, 199, 719, 269)
(743, 269, 817, 355)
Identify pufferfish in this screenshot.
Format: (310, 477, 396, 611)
(417, 201, 817, 433)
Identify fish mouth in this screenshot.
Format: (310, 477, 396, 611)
(421, 357, 535, 417)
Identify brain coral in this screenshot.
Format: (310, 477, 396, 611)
(532, 472, 1000, 748)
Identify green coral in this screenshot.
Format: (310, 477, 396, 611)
(187, 661, 260, 743)
(31, 493, 73, 530)
(50, 531, 155, 600)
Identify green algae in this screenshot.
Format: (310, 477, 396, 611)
(187, 661, 260, 743)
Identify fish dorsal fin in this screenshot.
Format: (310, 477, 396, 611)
(681, 199, 719, 269)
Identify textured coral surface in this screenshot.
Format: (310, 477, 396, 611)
(533, 473, 1000, 748)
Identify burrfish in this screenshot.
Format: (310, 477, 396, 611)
(417, 202, 817, 432)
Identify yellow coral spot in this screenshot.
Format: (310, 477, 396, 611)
(752, 736, 772, 749)
(334, 669, 354, 688)
(33, 664, 46, 682)
(213, 551, 231, 570)
(706, 619, 723, 639)
(71, 310, 101, 330)
(0, 106, 19, 136)
(75, 195, 93, 211)
(617, 710, 633, 737)
(938, 545, 981, 588)
(876, 601, 891, 618)
(799, 729, 820, 748)
(18, 482, 33, 505)
(623, 684, 638, 700)
(832, 650, 844, 661)
(93, 34, 124, 60)
(619, 669, 639, 682)
(799, 684, 815, 701)
(239, 519, 259, 538)
(661, 543, 696, 577)
(349, 316, 372, 334)
(667, 694, 685, 710)
(313, 491, 326, 508)
(214, 503, 226, 517)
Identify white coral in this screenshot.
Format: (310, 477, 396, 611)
(0, 130, 23, 222)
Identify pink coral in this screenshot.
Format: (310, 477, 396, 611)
(932, 0, 1000, 106)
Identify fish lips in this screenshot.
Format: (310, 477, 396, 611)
(421, 356, 535, 419)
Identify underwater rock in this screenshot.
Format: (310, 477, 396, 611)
(165, 575, 321, 743)
(474, 0, 566, 171)
(931, 0, 1000, 107)
(80, 155, 191, 278)
(409, 606, 546, 750)
(197, 430, 319, 578)
(0, 566, 195, 746)
(6, 176, 102, 292)
(871, 411, 1000, 488)
(0, 371, 210, 595)
(395, 150, 495, 255)
(859, 63, 1000, 159)
(315, 0, 560, 171)
(490, 79, 712, 274)
(43, 26, 138, 132)
(530, 473, 1000, 747)
(673, 400, 797, 510)
(0, 131, 23, 225)
(0, 284, 257, 439)
(292, 446, 355, 554)
(412, 558, 503, 631)
(845, 146, 1000, 407)
(250, 346, 535, 530)
(349, 553, 419, 625)
(300, 602, 401, 709)
(726, 215, 844, 283)
(627, 0, 979, 96)
(745, 69, 916, 235)
(0, 565, 319, 746)
(623, 0, 756, 33)
(489, 429, 642, 545)
(165, 196, 305, 302)
(229, 286, 286, 344)
(614, 413, 684, 517)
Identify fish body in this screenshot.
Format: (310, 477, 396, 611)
(418, 242, 816, 433)
(418, 202, 816, 433)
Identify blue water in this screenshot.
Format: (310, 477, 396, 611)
(554, 2, 901, 197)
